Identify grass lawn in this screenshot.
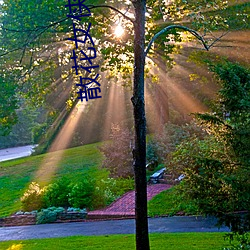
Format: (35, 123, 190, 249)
(0, 140, 185, 219)
(0, 140, 198, 218)
(148, 186, 199, 217)
(0, 143, 104, 217)
(0, 233, 230, 250)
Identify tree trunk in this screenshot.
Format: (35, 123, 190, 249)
(131, 1, 150, 250)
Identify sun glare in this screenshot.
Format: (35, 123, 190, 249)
(114, 24, 125, 38)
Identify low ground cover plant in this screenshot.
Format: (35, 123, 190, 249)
(36, 206, 65, 224)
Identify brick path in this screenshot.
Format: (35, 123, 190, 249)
(88, 184, 171, 219)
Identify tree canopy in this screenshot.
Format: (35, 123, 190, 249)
(0, 0, 248, 120)
(0, 1, 249, 249)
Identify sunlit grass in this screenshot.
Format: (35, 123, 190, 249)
(0, 233, 230, 250)
(148, 186, 199, 217)
(35, 101, 87, 184)
(0, 143, 103, 217)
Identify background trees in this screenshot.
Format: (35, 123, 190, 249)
(167, 60, 250, 233)
(0, 76, 18, 136)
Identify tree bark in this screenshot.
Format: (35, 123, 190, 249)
(131, 1, 150, 250)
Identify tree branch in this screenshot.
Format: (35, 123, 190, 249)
(205, 30, 230, 49)
(145, 25, 210, 56)
(0, 5, 134, 57)
(89, 5, 134, 24)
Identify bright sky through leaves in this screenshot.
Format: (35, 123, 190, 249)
(114, 24, 125, 38)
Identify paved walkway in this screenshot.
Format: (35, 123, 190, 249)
(0, 216, 230, 241)
(88, 184, 171, 219)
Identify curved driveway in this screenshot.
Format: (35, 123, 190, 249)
(0, 145, 37, 162)
(0, 216, 229, 241)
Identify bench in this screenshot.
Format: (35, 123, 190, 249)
(175, 174, 185, 182)
(149, 168, 165, 184)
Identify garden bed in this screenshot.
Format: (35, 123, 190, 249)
(0, 210, 88, 227)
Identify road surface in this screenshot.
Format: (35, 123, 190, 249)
(0, 216, 230, 241)
(0, 145, 37, 162)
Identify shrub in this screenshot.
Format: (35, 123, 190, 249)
(113, 177, 134, 197)
(43, 177, 71, 208)
(32, 123, 47, 144)
(67, 207, 87, 213)
(223, 233, 250, 250)
(68, 180, 94, 209)
(146, 141, 159, 171)
(21, 182, 45, 211)
(99, 124, 134, 178)
(36, 206, 64, 224)
(93, 178, 117, 209)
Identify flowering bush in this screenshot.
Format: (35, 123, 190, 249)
(21, 182, 45, 211)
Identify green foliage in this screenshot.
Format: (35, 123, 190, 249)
(36, 206, 64, 224)
(20, 173, 133, 212)
(113, 177, 134, 196)
(68, 180, 94, 209)
(43, 177, 95, 209)
(209, 2, 250, 30)
(93, 178, 117, 208)
(168, 61, 250, 233)
(0, 0, 237, 110)
(93, 177, 134, 208)
(0, 105, 43, 148)
(0, 76, 18, 136)
(146, 140, 160, 171)
(168, 136, 239, 212)
(43, 178, 71, 208)
(197, 61, 250, 172)
(224, 233, 250, 250)
(32, 123, 48, 144)
(0, 142, 102, 217)
(20, 182, 45, 212)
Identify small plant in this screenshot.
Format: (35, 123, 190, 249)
(93, 178, 116, 208)
(21, 182, 45, 211)
(223, 233, 250, 250)
(93, 177, 134, 209)
(36, 206, 64, 224)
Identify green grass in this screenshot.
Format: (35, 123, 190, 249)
(148, 186, 199, 217)
(0, 233, 230, 250)
(0, 141, 196, 218)
(0, 143, 104, 217)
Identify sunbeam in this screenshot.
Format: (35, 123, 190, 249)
(35, 101, 87, 184)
